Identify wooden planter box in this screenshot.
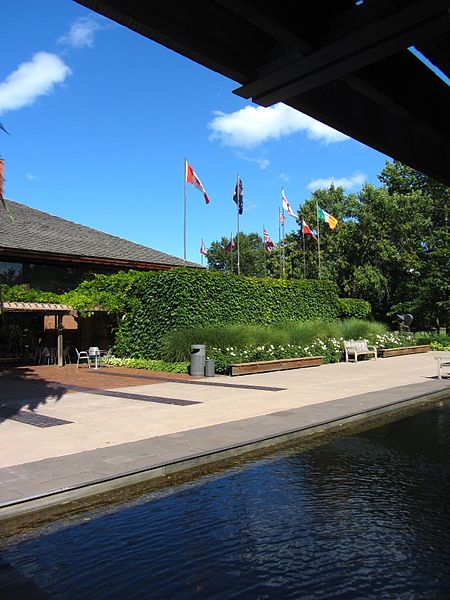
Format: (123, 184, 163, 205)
(378, 345, 430, 358)
(230, 355, 323, 376)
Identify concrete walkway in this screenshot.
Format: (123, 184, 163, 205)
(0, 353, 449, 519)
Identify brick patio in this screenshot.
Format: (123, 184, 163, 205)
(0, 364, 192, 400)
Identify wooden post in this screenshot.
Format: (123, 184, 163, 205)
(57, 314, 64, 366)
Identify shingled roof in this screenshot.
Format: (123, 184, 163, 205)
(0, 200, 201, 269)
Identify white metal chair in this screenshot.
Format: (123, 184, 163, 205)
(76, 348, 90, 368)
(98, 347, 113, 367)
(88, 346, 101, 369)
(40, 347, 51, 365)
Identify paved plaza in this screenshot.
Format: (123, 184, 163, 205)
(0, 353, 449, 519)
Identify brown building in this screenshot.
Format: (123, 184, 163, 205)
(0, 199, 200, 364)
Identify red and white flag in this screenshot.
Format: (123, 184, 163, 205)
(185, 161, 211, 204)
(263, 227, 274, 251)
(224, 238, 235, 253)
(281, 188, 297, 218)
(302, 220, 317, 241)
(279, 211, 286, 225)
(200, 239, 208, 256)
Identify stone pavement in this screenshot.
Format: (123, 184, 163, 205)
(0, 353, 449, 519)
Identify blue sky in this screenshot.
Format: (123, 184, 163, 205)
(1, 0, 391, 264)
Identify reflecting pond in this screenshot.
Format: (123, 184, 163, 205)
(1, 400, 450, 599)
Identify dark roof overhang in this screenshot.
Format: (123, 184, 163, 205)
(75, 0, 450, 185)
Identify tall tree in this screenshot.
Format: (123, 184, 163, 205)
(206, 232, 267, 277)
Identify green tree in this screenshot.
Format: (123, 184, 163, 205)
(206, 232, 268, 277)
(378, 161, 450, 330)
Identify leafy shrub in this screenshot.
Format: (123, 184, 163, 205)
(412, 331, 450, 349)
(338, 298, 372, 320)
(103, 356, 189, 373)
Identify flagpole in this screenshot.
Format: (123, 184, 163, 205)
(282, 208, 286, 278)
(316, 202, 321, 279)
(302, 219, 306, 279)
(263, 226, 267, 277)
(278, 208, 281, 278)
(236, 174, 240, 276)
(230, 232, 233, 274)
(183, 157, 187, 264)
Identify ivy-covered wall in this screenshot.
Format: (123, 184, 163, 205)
(1, 268, 341, 359)
(115, 268, 341, 358)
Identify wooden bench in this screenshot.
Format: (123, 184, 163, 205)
(230, 355, 323, 376)
(344, 339, 377, 363)
(434, 353, 450, 380)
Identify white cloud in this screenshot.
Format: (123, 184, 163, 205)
(58, 17, 102, 48)
(236, 152, 270, 170)
(307, 173, 367, 191)
(0, 52, 71, 115)
(209, 103, 348, 148)
(26, 172, 39, 181)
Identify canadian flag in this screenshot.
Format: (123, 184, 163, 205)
(185, 161, 211, 204)
(263, 227, 274, 251)
(281, 188, 297, 218)
(302, 220, 317, 241)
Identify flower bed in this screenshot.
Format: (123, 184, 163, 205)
(230, 356, 323, 376)
(207, 339, 343, 375)
(378, 345, 430, 358)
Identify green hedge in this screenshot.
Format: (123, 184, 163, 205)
(115, 268, 340, 359)
(338, 298, 372, 320)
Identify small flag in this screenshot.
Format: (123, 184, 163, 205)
(263, 227, 275, 251)
(0, 159, 4, 204)
(317, 205, 338, 229)
(185, 160, 211, 204)
(279, 211, 286, 225)
(302, 220, 317, 241)
(282, 188, 297, 219)
(224, 237, 235, 253)
(200, 239, 208, 256)
(233, 175, 243, 215)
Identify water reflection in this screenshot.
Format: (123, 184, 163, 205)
(1, 401, 450, 599)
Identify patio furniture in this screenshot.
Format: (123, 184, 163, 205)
(76, 348, 90, 368)
(63, 346, 72, 365)
(344, 339, 377, 363)
(88, 346, 101, 369)
(435, 353, 450, 380)
(40, 347, 56, 365)
(98, 347, 113, 366)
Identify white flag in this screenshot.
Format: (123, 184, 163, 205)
(281, 188, 297, 219)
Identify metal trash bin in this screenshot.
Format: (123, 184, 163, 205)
(190, 344, 206, 376)
(204, 359, 215, 377)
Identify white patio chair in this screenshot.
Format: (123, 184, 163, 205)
(88, 346, 101, 369)
(76, 348, 90, 368)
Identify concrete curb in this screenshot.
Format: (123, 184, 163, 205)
(1, 384, 449, 522)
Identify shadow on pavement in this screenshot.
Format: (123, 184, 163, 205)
(0, 366, 66, 424)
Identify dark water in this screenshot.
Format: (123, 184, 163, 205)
(2, 401, 450, 600)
